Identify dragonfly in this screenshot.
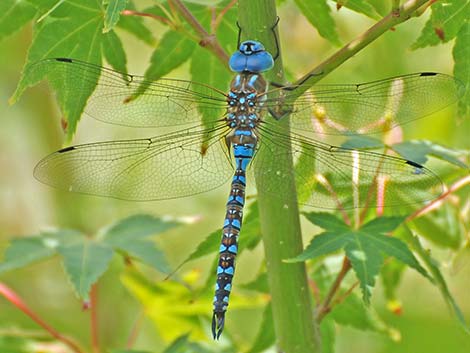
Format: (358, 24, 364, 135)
(25, 41, 462, 339)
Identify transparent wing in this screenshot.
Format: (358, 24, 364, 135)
(253, 123, 443, 209)
(34, 124, 234, 201)
(28, 58, 228, 127)
(263, 73, 464, 134)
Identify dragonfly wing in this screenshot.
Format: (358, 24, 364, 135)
(34, 124, 234, 201)
(264, 73, 464, 134)
(26, 58, 228, 127)
(254, 124, 443, 209)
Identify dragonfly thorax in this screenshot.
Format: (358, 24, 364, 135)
(226, 73, 268, 129)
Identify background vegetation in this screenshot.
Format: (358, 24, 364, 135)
(0, 0, 469, 352)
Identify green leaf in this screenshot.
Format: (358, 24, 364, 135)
(329, 292, 399, 338)
(190, 45, 231, 131)
(102, 214, 180, 243)
(412, 0, 470, 49)
(103, 0, 128, 33)
(0, 237, 55, 273)
(320, 317, 336, 353)
(453, 21, 470, 118)
(302, 212, 349, 232)
(161, 334, 190, 353)
(58, 239, 114, 301)
(332, 0, 382, 20)
(294, 0, 340, 46)
(402, 225, 469, 333)
(246, 304, 275, 353)
(144, 29, 196, 81)
(117, 1, 155, 45)
(288, 230, 350, 262)
(102, 30, 127, 73)
(345, 235, 383, 303)
(11, 0, 110, 139)
(393, 140, 468, 169)
(0, 0, 37, 43)
(181, 228, 220, 264)
(117, 240, 171, 274)
(292, 214, 428, 303)
(380, 257, 406, 302)
(361, 216, 405, 234)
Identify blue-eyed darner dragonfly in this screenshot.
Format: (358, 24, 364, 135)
(23, 41, 463, 339)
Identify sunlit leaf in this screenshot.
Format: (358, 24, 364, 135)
(332, 0, 381, 20)
(412, 0, 470, 48)
(453, 21, 470, 118)
(401, 225, 469, 333)
(58, 239, 114, 301)
(380, 257, 406, 304)
(102, 30, 127, 73)
(294, 0, 340, 46)
(320, 317, 336, 353)
(0, 237, 55, 273)
(117, 1, 155, 45)
(103, 0, 129, 33)
(0, 0, 36, 42)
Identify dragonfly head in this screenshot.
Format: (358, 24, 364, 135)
(229, 40, 274, 73)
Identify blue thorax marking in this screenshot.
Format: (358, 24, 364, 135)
(229, 40, 274, 73)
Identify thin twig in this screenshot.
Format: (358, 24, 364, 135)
(126, 310, 144, 349)
(169, 0, 230, 64)
(407, 175, 470, 221)
(90, 284, 100, 353)
(213, 0, 237, 31)
(120, 9, 172, 26)
(316, 257, 351, 322)
(0, 282, 84, 353)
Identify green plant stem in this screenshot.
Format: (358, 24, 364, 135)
(237, 1, 320, 352)
(0, 282, 84, 353)
(293, 0, 434, 92)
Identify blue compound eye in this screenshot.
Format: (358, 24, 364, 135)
(229, 40, 274, 73)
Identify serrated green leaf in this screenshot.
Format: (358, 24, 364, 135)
(332, 0, 381, 20)
(294, 0, 340, 46)
(246, 304, 275, 353)
(412, 0, 470, 49)
(0, 0, 37, 43)
(381, 257, 406, 302)
(345, 235, 382, 303)
(190, 45, 231, 131)
(410, 205, 462, 249)
(182, 228, 220, 265)
(103, 0, 128, 33)
(11, 0, 104, 140)
(144, 29, 196, 81)
(102, 214, 180, 244)
(361, 216, 405, 234)
(287, 231, 350, 262)
(58, 239, 114, 300)
(402, 225, 469, 333)
(102, 30, 127, 73)
(303, 212, 349, 231)
(116, 240, 171, 274)
(320, 317, 335, 353)
(329, 292, 398, 338)
(117, 1, 155, 45)
(393, 140, 468, 169)
(162, 334, 190, 353)
(0, 237, 56, 273)
(453, 21, 470, 118)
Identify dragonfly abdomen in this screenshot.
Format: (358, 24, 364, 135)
(212, 131, 256, 339)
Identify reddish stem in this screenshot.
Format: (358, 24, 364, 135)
(126, 310, 144, 349)
(90, 284, 100, 353)
(316, 257, 352, 322)
(0, 282, 84, 353)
